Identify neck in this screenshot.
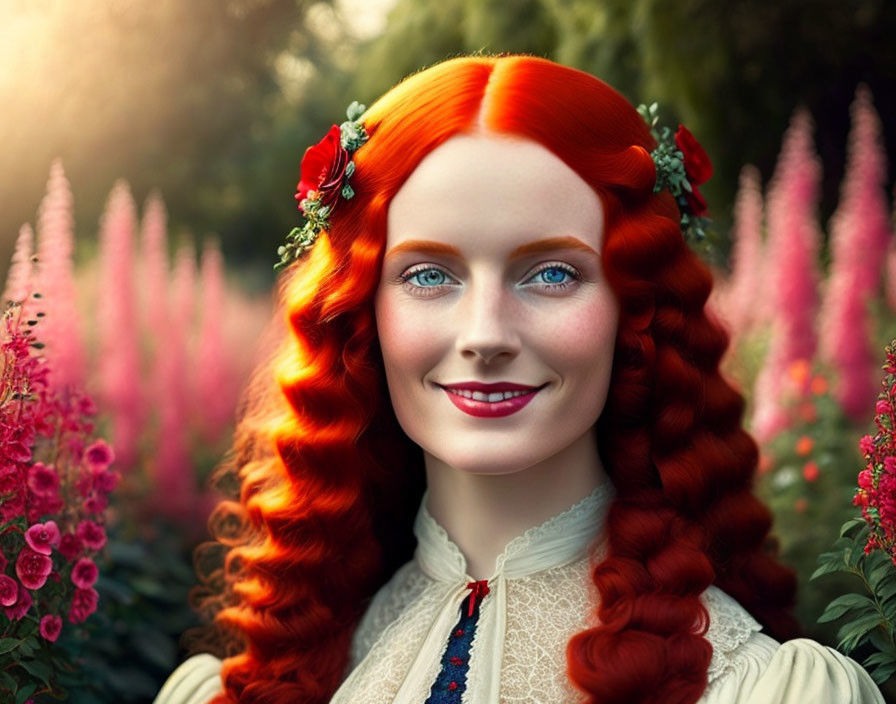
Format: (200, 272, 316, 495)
(423, 426, 611, 581)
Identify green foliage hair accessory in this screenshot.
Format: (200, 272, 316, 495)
(274, 101, 369, 272)
(637, 102, 713, 245)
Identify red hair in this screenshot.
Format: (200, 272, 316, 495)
(188, 54, 800, 704)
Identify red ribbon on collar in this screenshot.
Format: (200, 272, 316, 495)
(465, 579, 491, 617)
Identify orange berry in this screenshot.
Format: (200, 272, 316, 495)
(802, 461, 820, 482)
(788, 359, 811, 387)
(797, 401, 817, 423)
(810, 375, 828, 395)
(794, 497, 808, 513)
(795, 435, 814, 456)
(758, 453, 774, 474)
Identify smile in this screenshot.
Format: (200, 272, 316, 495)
(439, 384, 545, 418)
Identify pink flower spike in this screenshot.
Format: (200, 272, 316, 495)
(76, 520, 106, 550)
(16, 548, 53, 590)
(0, 575, 18, 606)
(26, 463, 60, 497)
(84, 439, 115, 471)
(4, 582, 32, 620)
(25, 520, 61, 555)
(39, 614, 62, 642)
(71, 557, 99, 589)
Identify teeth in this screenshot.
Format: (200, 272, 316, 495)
(447, 388, 532, 401)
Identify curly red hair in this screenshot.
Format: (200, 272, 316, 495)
(186, 54, 800, 704)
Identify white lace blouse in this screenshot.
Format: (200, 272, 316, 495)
(154, 483, 886, 703)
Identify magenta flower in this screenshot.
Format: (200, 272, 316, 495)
(84, 439, 115, 471)
(83, 495, 108, 514)
(3, 582, 32, 620)
(58, 533, 84, 561)
(68, 586, 99, 624)
(26, 462, 60, 497)
(24, 520, 61, 555)
(93, 468, 120, 494)
(0, 575, 18, 606)
(75, 520, 106, 550)
(71, 557, 98, 589)
(39, 614, 62, 642)
(15, 547, 53, 590)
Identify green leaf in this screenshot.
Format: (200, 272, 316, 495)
(864, 651, 895, 668)
(818, 593, 879, 623)
(871, 660, 896, 684)
(18, 658, 52, 687)
(841, 518, 867, 537)
(866, 551, 893, 585)
(810, 553, 850, 580)
(848, 539, 868, 568)
(0, 638, 22, 655)
(0, 669, 17, 691)
(14, 682, 36, 704)
(837, 613, 886, 652)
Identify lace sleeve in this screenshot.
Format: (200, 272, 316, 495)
(701, 585, 764, 684)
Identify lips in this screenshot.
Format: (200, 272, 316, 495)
(439, 382, 547, 418)
(438, 381, 544, 392)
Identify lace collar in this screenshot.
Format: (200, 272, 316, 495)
(412, 480, 617, 583)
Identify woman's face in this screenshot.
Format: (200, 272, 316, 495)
(374, 133, 620, 476)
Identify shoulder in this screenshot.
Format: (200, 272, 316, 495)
(349, 559, 431, 671)
(153, 653, 223, 704)
(699, 586, 885, 703)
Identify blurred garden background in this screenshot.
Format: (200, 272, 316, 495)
(1, 0, 896, 701)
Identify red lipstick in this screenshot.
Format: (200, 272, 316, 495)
(438, 382, 545, 418)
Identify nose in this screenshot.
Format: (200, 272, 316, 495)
(453, 274, 521, 365)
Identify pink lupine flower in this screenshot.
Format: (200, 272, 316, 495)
(24, 520, 61, 555)
(71, 557, 99, 589)
(2, 223, 35, 308)
(68, 586, 99, 624)
(16, 547, 53, 590)
(75, 520, 106, 550)
(34, 159, 87, 392)
(58, 533, 84, 561)
(39, 613, 63, 642)
(26, 462, 60, 497)
(84, 438, 115, 470)
(4, 582, 32, 620)
(0, 575, 18, 606)
(96, 181, 143, 471)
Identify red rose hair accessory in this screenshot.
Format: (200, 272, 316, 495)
(637, 102, 713, 244)
(274, 101, 369, 272)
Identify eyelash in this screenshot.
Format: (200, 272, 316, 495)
(397, 262, 582, 297)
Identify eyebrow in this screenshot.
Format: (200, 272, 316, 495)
(384, 236, 600, 260)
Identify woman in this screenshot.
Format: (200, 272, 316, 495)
(154, 54, 884, 703)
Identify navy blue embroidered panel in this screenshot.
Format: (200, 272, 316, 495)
(424, 581, 490, 703)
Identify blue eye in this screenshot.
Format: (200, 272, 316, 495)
(397, 262, 581, 297)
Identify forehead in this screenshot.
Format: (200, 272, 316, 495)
(386, 134, 604, 254)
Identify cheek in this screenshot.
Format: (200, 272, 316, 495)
(538, 294, 619, 371)
(374, 290, 442, 383)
